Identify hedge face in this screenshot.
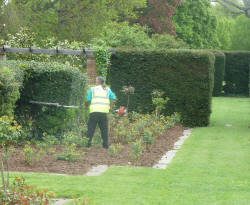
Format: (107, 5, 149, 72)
(223, 51, 250, 96)
(109, 49, 214, 127)
(212, 51, 225, 96)
(249, 65, 250, 97)
(0, 60, 87, 137)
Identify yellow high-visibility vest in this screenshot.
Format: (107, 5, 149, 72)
(90, 85, 110, 113)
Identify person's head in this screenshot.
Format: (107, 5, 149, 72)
(96, 76, 105, 86)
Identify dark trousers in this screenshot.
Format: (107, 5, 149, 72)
(87, 112, 109, 148)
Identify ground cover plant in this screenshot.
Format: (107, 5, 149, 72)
(3, 97, 249, 205)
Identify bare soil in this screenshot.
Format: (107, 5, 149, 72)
(8, 125, 186, 175)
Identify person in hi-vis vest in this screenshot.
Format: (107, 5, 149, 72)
(85, 76, 116, 148)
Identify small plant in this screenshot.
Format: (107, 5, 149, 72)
(42, 132, 60, 146)
(22, 142, 46, 166)
(62, 131, 89, 148)
(57, 143, 83, 162)
(121, 85, 135, 112)
(36, 141, 56, 155)
(109, 143, 123, 157)
(152, 90, 169, 119)
(0, 176, 55, 205)
(129, 139, 144, 161)
(142, 129, 156, 149)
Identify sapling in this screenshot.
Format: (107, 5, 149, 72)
(121, 85, 135, 112)
(0, 115, 21, 195)
(151, 90, 169, 120)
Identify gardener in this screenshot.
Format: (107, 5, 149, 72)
(85, 76, 116, 148)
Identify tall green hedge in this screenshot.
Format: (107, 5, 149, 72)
(109, 49, 215, 127)
(223, 51, 250, 96)
(212, 51, 225, 96)
(249, 64, 250, 97)
(0, 60, 87, 138)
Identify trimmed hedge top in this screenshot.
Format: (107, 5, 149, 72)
(0, 60, 86, 106)
(109, 49, 215, 127)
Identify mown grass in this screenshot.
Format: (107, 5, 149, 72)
(6, 97, 250, 204)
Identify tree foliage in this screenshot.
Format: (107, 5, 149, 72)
(9, 0, 147, 42)
(212, 0, 250, 18)
(231, 15, 250, 50)
(173, 0, 220, 48)
(138, 0, 183, 34)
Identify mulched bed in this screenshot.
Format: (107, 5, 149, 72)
(8, 125, 186, 175)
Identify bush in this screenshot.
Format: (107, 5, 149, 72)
(223, 51, 250, 96)
(0, 60, 87, 138)
(109, 49, 214, 127)
(0, 177, 54, 205)
(100, 22, 154, 49)
(0, 66, 23, 116)
(212, 50, 225, 96)
(151, 34, 188, 49)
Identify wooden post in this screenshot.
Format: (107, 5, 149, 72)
(0, 52, 6, 61)
(85, 49, 97, 85)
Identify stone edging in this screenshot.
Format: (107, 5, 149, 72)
(153, 129, 192, 169)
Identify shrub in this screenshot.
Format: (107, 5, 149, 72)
(100, 21, 154, 49)
(57, 144, 83, 162)
(212, 50, 226, 96)
(223, 51, 250, 96)
(62, 131, 89, 148)
(0, 60, 87, 138)
(129, 139, 144, 160)
(151, 34, 188, 49)
(21, 142, 46, 166)
(109, 49, 215, 127)
(0, 116, 22, 194)
(0, 177, 54, 205)
(0, 66, 23, 116)
(109, 143, 123, 157)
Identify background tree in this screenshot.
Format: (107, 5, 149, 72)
(0, 1, 21, 38)
(211, 0, 250, 18)
(230, 15, 250, 50)
(10, 0, 147, 42)
(138, 0, 183, 34)
(210, 1, 250, 50)
(216, 17, 234, 49)
(173, 0, 220, 48)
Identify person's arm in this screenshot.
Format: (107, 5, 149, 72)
(85, 89, 92, 109)
(109, 89, 116, 110)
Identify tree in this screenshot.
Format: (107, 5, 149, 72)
(138, 0, 183, 34)
(231, 15, 250, 50)
(10, 0, 59, 39)
(10, 0, 147, 42)
(0, 1, 21, 38)
(216, 17, 234, 49)
(211, 0, 250, 18)
(173, 0, 220, 49)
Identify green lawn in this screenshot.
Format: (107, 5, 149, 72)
(8, 97, 250, 205)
